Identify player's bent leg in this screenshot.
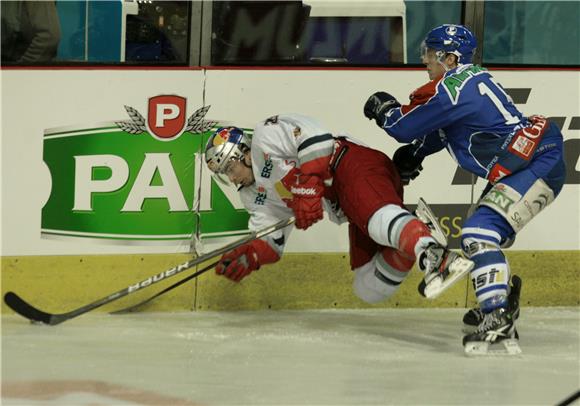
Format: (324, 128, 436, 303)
(461, 212, 521, 355)
(367, 204, 433, 258)
(368, 203, 474, 299)
(353, 248, 413, 304)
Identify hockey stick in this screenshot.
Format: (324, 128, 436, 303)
(110, 260, 218, 315)
(4, 217, 295, 325)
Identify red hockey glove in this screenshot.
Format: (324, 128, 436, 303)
(216, 239, 280, 282)
(281, 171, 324, 230)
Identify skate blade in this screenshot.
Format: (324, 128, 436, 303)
(416, 198, 448, 247)
(462, 324, 478, 334)
(464, 339, 522, 356)
(423, 258, 474, 299)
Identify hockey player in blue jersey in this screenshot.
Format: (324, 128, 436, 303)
(363, 24, 566, 354)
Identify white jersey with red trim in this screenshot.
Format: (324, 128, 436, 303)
(239, 114, 344, 255)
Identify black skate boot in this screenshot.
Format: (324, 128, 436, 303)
(463, 303, 521, 356)
(463, 275, 522, 331)
(417, 244, 474, 299)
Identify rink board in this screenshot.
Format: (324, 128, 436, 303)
(2, 251, 578, 315)
(1, 68, 578, 313)
(1, 69, 579, 257)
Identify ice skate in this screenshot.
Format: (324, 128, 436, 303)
(417, 244, 474, 299)
(415, 198, 447, 246)
(463, 305, 521, 356)
(463, 275, 522, 332)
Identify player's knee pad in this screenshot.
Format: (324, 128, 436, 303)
(353, 249, 412, 304)
(368, 204, 433, 259)
(479, 178, 555, 233)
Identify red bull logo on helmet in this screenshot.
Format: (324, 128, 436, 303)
(213, 127, 243, 146)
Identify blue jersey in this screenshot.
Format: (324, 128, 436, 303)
(382, 64, 563, 184)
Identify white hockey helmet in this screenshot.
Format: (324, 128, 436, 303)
(204, 126, 251, 180)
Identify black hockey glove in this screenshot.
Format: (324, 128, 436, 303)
(363, 92, 401, 128)
(392, 143, 424, 185)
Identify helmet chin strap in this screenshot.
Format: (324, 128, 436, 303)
(435, 50, 452, 71)
(436, 50, 461, 71)
(439, 60, 451, 72)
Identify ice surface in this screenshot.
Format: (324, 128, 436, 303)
(2, 307, 579, 405)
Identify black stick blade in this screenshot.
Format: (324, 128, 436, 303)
(4, 292, 57, 325)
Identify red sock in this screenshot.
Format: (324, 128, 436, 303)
(380, 247, 415, 272)
(397, 219, 432, 260)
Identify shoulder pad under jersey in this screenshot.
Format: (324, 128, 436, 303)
(402, 77, 441, 114)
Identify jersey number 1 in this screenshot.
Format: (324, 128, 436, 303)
(478, 82, 520, 125)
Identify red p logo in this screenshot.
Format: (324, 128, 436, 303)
(147, 95, 186, 140)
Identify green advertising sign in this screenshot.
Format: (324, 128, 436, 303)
(41, 98, 250, 243)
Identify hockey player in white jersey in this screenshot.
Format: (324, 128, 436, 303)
(204, 114, 474, 305)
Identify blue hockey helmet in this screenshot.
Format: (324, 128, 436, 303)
(422, 24, 477, 65)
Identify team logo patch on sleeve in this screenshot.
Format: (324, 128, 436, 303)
(507, 115, 547, 160)
(508, 135, 536, 160)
